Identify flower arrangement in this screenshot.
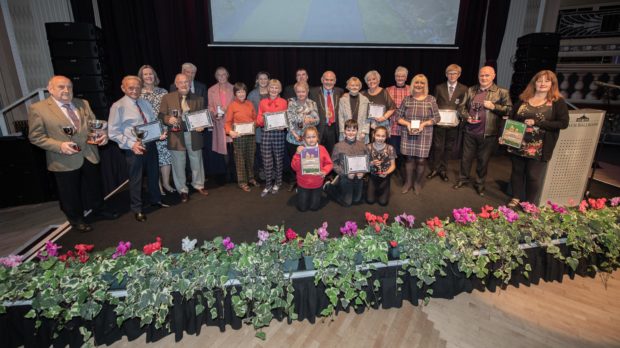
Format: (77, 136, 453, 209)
(0, 198, 618, 344)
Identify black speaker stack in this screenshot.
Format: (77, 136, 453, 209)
(509, 32, 561, 103)
(45, 22, 110, 120)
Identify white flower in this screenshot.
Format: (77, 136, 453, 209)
(181, 236, 197, 252)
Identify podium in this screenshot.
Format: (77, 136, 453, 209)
(538, 109, 606, 206)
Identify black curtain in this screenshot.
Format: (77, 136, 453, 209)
(484, 0, 511, 76)
(95, 0, 490, 99)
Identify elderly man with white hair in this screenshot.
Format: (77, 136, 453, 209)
(170, 62, 208, 100)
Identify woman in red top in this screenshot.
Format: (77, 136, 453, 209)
(257, 79, 288, 197)
(291, 126, 333, 211)
(225, 82, 258, 192)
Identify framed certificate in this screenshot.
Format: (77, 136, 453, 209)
(234, 122, 255, 136)
(438, 109, 459, 127)
(134, 120, 163, 144)
(185, 109, 213, 131)
(368, 104, 385, 119)
(344, 155, 369, 174)
(301, 147, 321, 175)
(502, 119, 526, 148)
(264, 111, 288, 131)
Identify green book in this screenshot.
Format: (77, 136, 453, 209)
(502, 119, 527, 148)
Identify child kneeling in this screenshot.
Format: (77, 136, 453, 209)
(367, 126, 396, 205)
(325, 119, 368, 206)
(291, 127, 332, 211)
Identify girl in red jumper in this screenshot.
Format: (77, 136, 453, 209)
(291, 127, 333, 211)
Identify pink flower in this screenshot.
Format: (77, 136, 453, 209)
(395, 213, 415, 227)
(285, 228, 298, 241)
(112, 241, 131, 259)
(452, 207, 477, 224)
(37, 241, 62, 261)
(0, 255, 24, 268)
(547, 201, 568, 214)
(611, 197, 620, 207)
(340, 221, 358, 237)
(520, 201, 540, 215)
(222, 237, 235, 251)
(317, 222, 329, 241)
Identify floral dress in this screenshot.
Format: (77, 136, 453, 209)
(141, 87, 172, 166)
(507, 103, 551, 160)
(367, 143, 396, 175)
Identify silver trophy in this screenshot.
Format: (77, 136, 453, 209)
(87, 119, 107, 144)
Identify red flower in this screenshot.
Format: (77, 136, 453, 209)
(588, 198, 607, 210)
(78, 253, 89, 263)
(389, 240, 398, 248)
(579, 200, 588, 213)
(426, 216, 443, 231)
(74, 244, 94, 253)
(143, 237, 162, 255)
(365, 212, 375, 223)
(285, 228, 298, 241)
(437, 230, 446, 238)
(374, 224, 381, 233)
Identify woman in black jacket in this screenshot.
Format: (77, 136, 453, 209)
(504, 70, 569, 207)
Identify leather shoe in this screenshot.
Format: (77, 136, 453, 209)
(475, 184, 485, 197)
(426, 170, 438, 179)
(440, 172, 449, 182)
(453, 181, 467, 189)
(197, 188, 209, 196)
(73, 223, 93, 233)
(135, 212, 147, 222)
(180, 192, 189, 203)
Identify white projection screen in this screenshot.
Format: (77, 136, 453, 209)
(208, 0, 461, 48)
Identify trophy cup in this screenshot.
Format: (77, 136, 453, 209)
(131, 127, 148, 152)
(170, 109, 182, 132)
(87, 120, 107, 144)
(295, 105, 305, 129)
(62, 125, 81, 151)
(470, 102, 482, 122)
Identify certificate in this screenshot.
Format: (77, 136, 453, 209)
(234, 122, 255, 136)
(409, 120, 421, 130)
(438, 109, 459, 127)
(134, 120, 163, 144)
(185, 109, 213, 131)
(301, 147, 321, 175)
(502, 119, 527, 148)
(344, 155, 369, 174)
(368, 104, 385, 119)
(264, 111, 288, 131)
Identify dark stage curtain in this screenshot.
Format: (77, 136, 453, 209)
(94, 0, 490, 99)
(0, 245, 606, 348)
(483, 0, 511, 75)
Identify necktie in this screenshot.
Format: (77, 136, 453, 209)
(449, 85, 455, 100)
(62, 104, 81, 130)
(135, 101, 148, 124)
(326, 90, 335, 126)
(181, 95, 190, 113)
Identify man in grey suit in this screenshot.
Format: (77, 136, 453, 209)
(159, 73, 208, 202)
(428, 64, 468, 182)
(169, 62, 208, 101)
(28, 75, 117, 232)
(309, 70, 344, 155)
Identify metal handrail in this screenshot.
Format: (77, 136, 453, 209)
(0, 88, 47, 136)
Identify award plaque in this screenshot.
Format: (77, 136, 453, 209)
(409, 119, 421, 132)
(234, 122, 255, 136)
(301, 146, 321, 175)
(264, 111, 288, 131)
(134, 120, 163, 144)
(344, 155, 369, 174)
(438, 109, 459, 127)
(368, 104, 385, 119)
(502, 119, 527, 148)
(185, 109, 213, 131)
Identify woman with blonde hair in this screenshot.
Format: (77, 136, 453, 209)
(503, 70, 568, 207)
(396, 74, 440, 194)
(338, 76, 370, 143)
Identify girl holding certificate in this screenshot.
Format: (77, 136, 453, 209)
(291, 127, 333, 211)
(257, 79, 288, 197)
(225, 82, 258, 192)
(503, 70, 568, 207)
(366, 126, 396, 206)
(362, 70, 396, 138)
(396, 74, 440, 195)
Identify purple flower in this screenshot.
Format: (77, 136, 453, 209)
(112, 241, 131, 259)
(611, 197, 620, 207)
(257, 230, 269, 245)
(317, 222, 329, 241)
(498, 206, 519, 223)
(222, 237, 235, 251)
(520, 201, 540, 214)
(340, 221, 358, 237)
(0, 255, 24, 268)
(395, 212, 415, 227)
(547, 200, 568, 214)
(452, 207, 477, 224)
(37, 241, 62, 260)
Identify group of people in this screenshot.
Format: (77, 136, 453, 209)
(28, 62, 569, 231)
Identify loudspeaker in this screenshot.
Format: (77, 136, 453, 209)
(49, 40, 103, 58)
(52, 58, 106, 76)
(45, 22, 101, 41)
(73, 92, 108, 109)
(69, 75, 110, 92)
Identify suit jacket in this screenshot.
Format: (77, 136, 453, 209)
(434, 82, 468, 110)
(308, 86, 344, 136)
(158, 91, 205, 151)
(338, 93, 370, 137)
(457, 83, 512, 137)
(170, 80, 208, 101)
(28, 96, 99, 172)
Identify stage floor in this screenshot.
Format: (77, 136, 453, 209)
(45, 155, 619, 254)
